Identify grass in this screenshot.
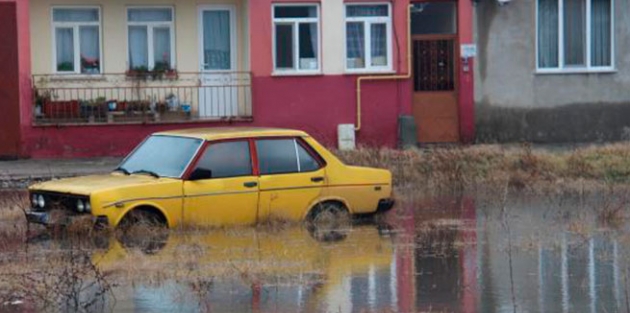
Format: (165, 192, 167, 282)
(335, 142, 630, 192)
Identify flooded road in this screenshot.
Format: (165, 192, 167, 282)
(2, 192, 629, 313)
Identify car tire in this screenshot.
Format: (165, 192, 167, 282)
(306, 202, 351, 242)
(117, 209, 168, 254)
(118, 209, 166, 230)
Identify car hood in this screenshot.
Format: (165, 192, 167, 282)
(29, 173, 173, 195)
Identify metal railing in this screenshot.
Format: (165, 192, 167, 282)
(32, 71, 252, 125)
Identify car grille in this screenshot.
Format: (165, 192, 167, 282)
(31, 191, 84, 212)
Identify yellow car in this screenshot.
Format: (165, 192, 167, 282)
(26, 128, 394, 228)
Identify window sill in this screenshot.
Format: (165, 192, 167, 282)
(271, 71, 323, 77)
(47, 74, 106, 82)
(535, 68, 617, 75)
(344, 69, 396, 75)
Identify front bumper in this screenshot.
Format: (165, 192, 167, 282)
(25, 209, 107, 228)
(376, 198, 395, 213)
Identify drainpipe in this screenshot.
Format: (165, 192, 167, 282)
(355, 4, 412, 132)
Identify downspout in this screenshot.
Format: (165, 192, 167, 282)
(355, 4, 412, 132)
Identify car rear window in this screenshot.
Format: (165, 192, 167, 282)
(195, 141, 252, 179)
(256, 138, 321, 175)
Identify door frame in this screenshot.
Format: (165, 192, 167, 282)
(197, 4, 238, 73)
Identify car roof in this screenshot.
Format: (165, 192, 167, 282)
(153, 127, 310, 141)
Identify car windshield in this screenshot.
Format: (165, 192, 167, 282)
(118, 135, 203, 178)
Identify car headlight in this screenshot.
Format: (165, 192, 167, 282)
(31, 194, 38, 207)
(85, 201, 92, 213)
(76, 199, 85, 213)
(37, 195, 45, 208)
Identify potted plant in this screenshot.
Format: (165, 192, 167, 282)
(80, 97, 107, 121)
(126, 66, 150, 80)
(57, 62, 74, 72)
(33, 89, 51, 118)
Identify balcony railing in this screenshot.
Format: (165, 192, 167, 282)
(32, 72, 252, 125)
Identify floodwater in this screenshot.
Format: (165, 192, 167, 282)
(2, 192, 630, 313)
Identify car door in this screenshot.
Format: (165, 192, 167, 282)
(183, 139, 259, 226)
(256, 137, 326, 221)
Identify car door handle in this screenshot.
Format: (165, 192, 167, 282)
(243, 181, 258, 188)
(311, 176, 325, 183)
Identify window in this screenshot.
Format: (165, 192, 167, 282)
(537, 0, 613, 72)
(120, 135, 202, 178)
(127, 7, 175, 71)
(297, 143, 321, 172)
(195, 141, 252, 179)
(257, 139, 321, 175)
(345, 4, 392, 72)
(273, 4, 320, 73)
(52, 7, 101, 74)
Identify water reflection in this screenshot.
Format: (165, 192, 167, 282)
(9, 194, 630, 313)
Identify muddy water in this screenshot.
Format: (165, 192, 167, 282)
(2, 193, 629, 313)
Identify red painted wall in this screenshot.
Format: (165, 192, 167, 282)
(0, 2, 20, 159)
(248, 0, 412, 148)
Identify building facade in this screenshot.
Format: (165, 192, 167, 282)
(475, 0, 629, 143)
(0, 0, 475, 158)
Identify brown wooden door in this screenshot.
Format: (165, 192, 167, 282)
(0, 3, 21, 159)
(412, 36, 460, 143)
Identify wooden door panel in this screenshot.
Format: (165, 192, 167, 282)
(412, 38, 460, 143)
(413, 93, 458, 117)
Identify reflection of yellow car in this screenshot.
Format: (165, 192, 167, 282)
(26, 128, 393, 228)
(93, 224, 394, 312)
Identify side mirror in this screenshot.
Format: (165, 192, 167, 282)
(188, 168, 212, 181)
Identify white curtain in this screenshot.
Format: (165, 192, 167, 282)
(129, 26, 148, 69)
(346, 22, 364, 68)
(538, 0, 559, 68)
(153, 27, 171, 68)
(128, 8, 172, 22)
(80, 26, 100, 73)
(563, 0, 586, 66)
(203, 10, 231, 70)
(371, 23, 387, 66)
(298, 22, 318, 69)
(56, 28, 74, 71)
(591, 0, 611, 66)
(346, 5, 388, 17)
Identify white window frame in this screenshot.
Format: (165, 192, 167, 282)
(51, 6, 103, 75)
(272, 3, 321, 75)
(535, 0, 615, 74)
(344, 3, 393, 74)
(126, 6, 176, 71)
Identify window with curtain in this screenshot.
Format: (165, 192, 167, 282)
(273, 5, 320, 73)
(127, 7, 175, 71)
(203, 10, 232, 70)
(537, 0, 613, 71)
(52, 7, 101, 74)
(345, 4, 391, 71)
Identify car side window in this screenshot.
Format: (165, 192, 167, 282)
(194, 141, 252, 179)
(257, 139, 299, 175)
(256, 138, 321, 175)
(297, 142, 321, 172)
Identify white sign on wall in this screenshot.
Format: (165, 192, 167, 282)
(461, 44, 477, 58)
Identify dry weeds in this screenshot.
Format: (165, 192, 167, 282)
(336, 142, 630, 192)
